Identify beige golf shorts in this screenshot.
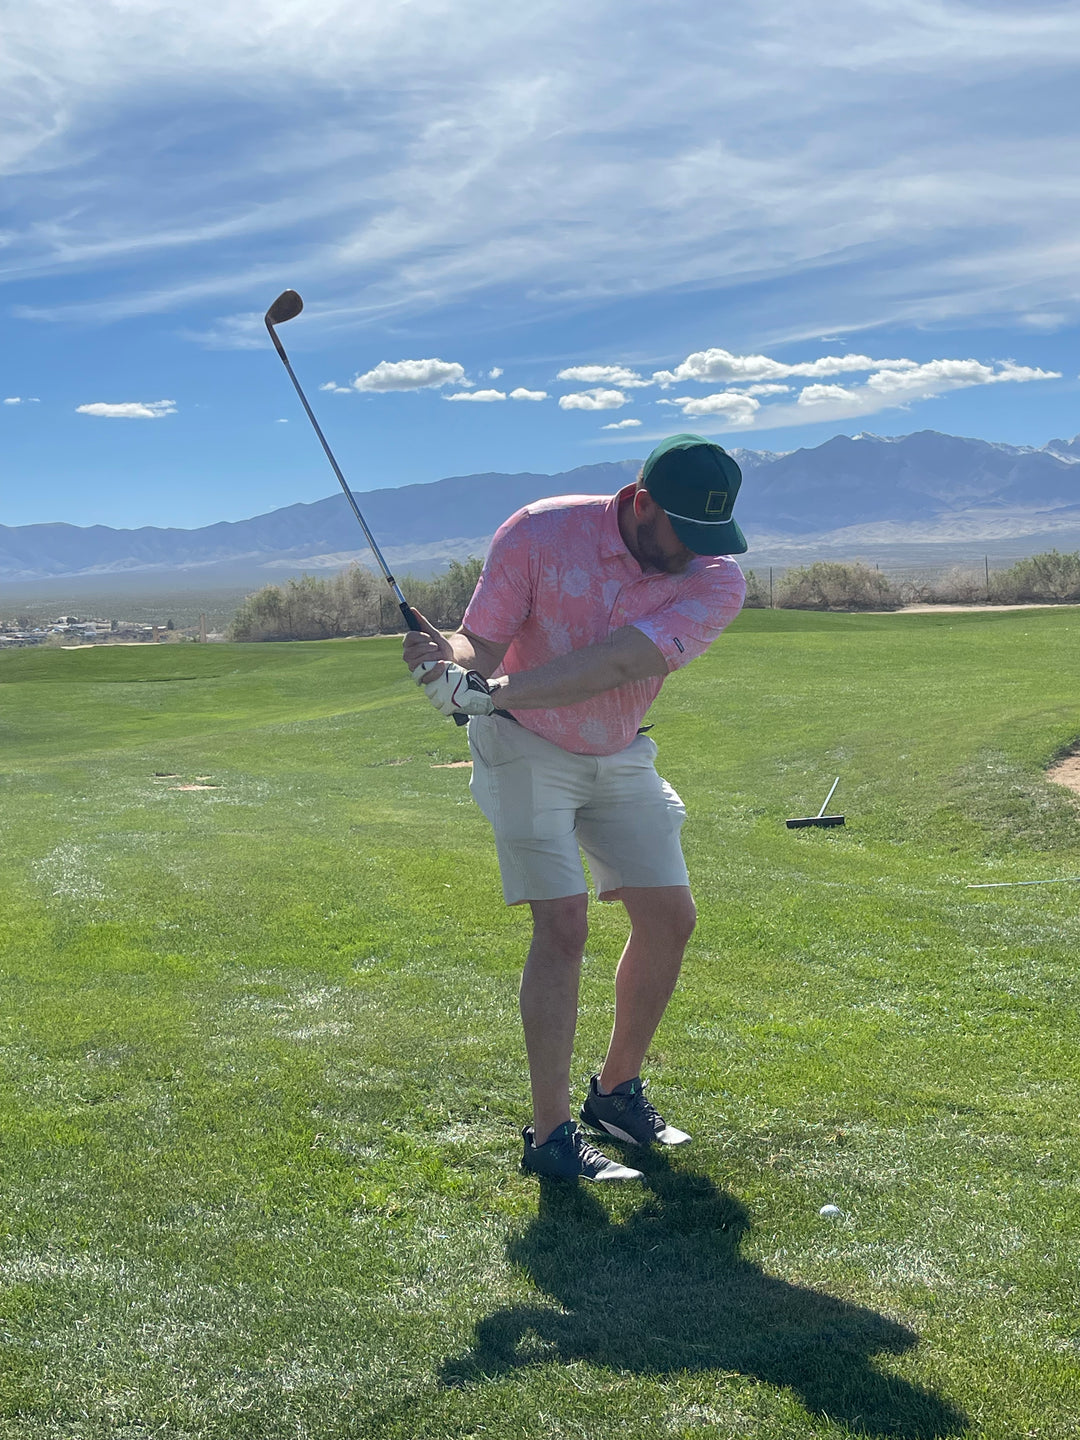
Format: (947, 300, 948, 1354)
(467, 713, 689, 905)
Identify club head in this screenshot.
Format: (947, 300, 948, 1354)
(264, 289, 304, 327)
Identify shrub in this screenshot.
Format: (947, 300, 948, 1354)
(741, 569, 770, 608)
(775, 561, 900, 611)
(990, 551, 1080, 604)
(924, 568, 987, 605)
(229, 556, 486, 642)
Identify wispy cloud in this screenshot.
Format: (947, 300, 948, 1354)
(558, 388, 628, 411)
(509, 387, 547, 401)
(444, 388, 505, 402)
(75, 400, 177, 419)
(5, 2, 1078, 343)
(602, 417, 642, 429)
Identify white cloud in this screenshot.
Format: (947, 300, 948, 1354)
(797, 383, 855, 406)
(4, 397, 22, 404)
(660, 392, 760, 425)
(789, 358, 1060, 420)
(443, 388, 505, 402)
(488, 366, 503, 378)
(652, 349, 918, 388)
(556, 364, 651, 388)
(740, 383, 791, 396)
(865, 358, 1057, 397)
(602, 418, 642, 429)
(509, 387, 547, 401)
(558, 388, 627, 411)
(352, 359, 467, 392)
(319, 382, 353, 394)
(75, 400, 177, 419)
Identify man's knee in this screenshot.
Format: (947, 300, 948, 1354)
(529, 895, 589, 961)
(626, 887, 696, 948)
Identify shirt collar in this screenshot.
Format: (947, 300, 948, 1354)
(601, 484, 638, 561)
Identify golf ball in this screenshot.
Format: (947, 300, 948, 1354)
(819, 1204, 842, 1218)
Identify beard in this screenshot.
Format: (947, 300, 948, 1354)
(635, 518, 694, 575)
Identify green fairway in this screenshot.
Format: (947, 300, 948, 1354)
(1, 611, 1078, 1439)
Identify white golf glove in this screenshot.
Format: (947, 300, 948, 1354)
(412, 661, 497, 718)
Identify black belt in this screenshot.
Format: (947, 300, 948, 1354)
(490, 711, 652, 734)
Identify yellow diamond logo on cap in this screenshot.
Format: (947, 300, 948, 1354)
(705, 490, 729, 516)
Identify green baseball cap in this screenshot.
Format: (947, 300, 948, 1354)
(641, 433, 747, 556)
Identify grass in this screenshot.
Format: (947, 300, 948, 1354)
(0, 608, 1078, 1439)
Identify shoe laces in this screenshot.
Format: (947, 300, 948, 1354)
(621, 1083, 664, 1133)
(574, 1131, 614, 1171)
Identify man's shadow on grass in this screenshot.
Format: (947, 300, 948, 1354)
(440, 1153, 967, 1438)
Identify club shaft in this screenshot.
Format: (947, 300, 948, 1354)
(266, 323, 418, 632)
(817, 776, 840, 818)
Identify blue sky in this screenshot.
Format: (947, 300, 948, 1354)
(2, 0, 1078, 529)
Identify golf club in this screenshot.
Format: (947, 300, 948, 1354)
(265, 290, 481, 725)
(264, 289, 423, 636)
(786, 775, 845, 829)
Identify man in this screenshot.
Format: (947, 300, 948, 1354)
(402, 434, 747, 1182)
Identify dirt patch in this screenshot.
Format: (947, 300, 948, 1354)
(431, 761, 472, 769)
(171, 784, 221, 791)
(1048, 748, 1080, 796)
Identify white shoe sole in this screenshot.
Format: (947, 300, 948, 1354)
(591, 1117, 692, 1147)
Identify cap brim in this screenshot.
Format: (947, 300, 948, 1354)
(668, 515, 748, 556)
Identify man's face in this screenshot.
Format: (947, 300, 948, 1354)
(635, 507, 697, 575)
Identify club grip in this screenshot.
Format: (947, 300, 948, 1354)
(405, 604, 467, 727)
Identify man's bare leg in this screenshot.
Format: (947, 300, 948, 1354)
(520, 894, 589, 1144)
(598, 885, 696, 1093)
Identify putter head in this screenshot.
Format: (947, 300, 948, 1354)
(265, 289, 304, 327)
(786, 814, 845, 829)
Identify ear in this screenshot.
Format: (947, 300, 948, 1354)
(633, 487, 657, 520)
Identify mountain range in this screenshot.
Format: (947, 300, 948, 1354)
(3, 429, 1079, 587)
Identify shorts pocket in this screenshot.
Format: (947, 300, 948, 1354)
(467, 715, 508, 768)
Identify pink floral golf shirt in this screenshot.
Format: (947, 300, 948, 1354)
(461, 485, 746, 755)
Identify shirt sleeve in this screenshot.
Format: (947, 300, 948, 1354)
(630, 559, 746, 672)
(460, 506, 536, 644)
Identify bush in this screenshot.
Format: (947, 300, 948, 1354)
(775, 561, 900, 611)
(741, 569, 770, 608)
(229, 556, 486, 642)
(990, 550, 1080, 604)
(922, 568, 987, 605)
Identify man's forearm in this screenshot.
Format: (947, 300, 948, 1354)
(445, 628, 504, 676)
(494, 626, 667, 710)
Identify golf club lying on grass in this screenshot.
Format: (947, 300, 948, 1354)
(786, 776, 845, 829)
(264, 289, 466, 723)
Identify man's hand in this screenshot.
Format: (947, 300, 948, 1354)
(421, 663, 498, 718)
(402, 610, 454, 681)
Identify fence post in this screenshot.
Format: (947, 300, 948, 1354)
(985, 555, 990, 601)
(769, 567, 774, 608)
